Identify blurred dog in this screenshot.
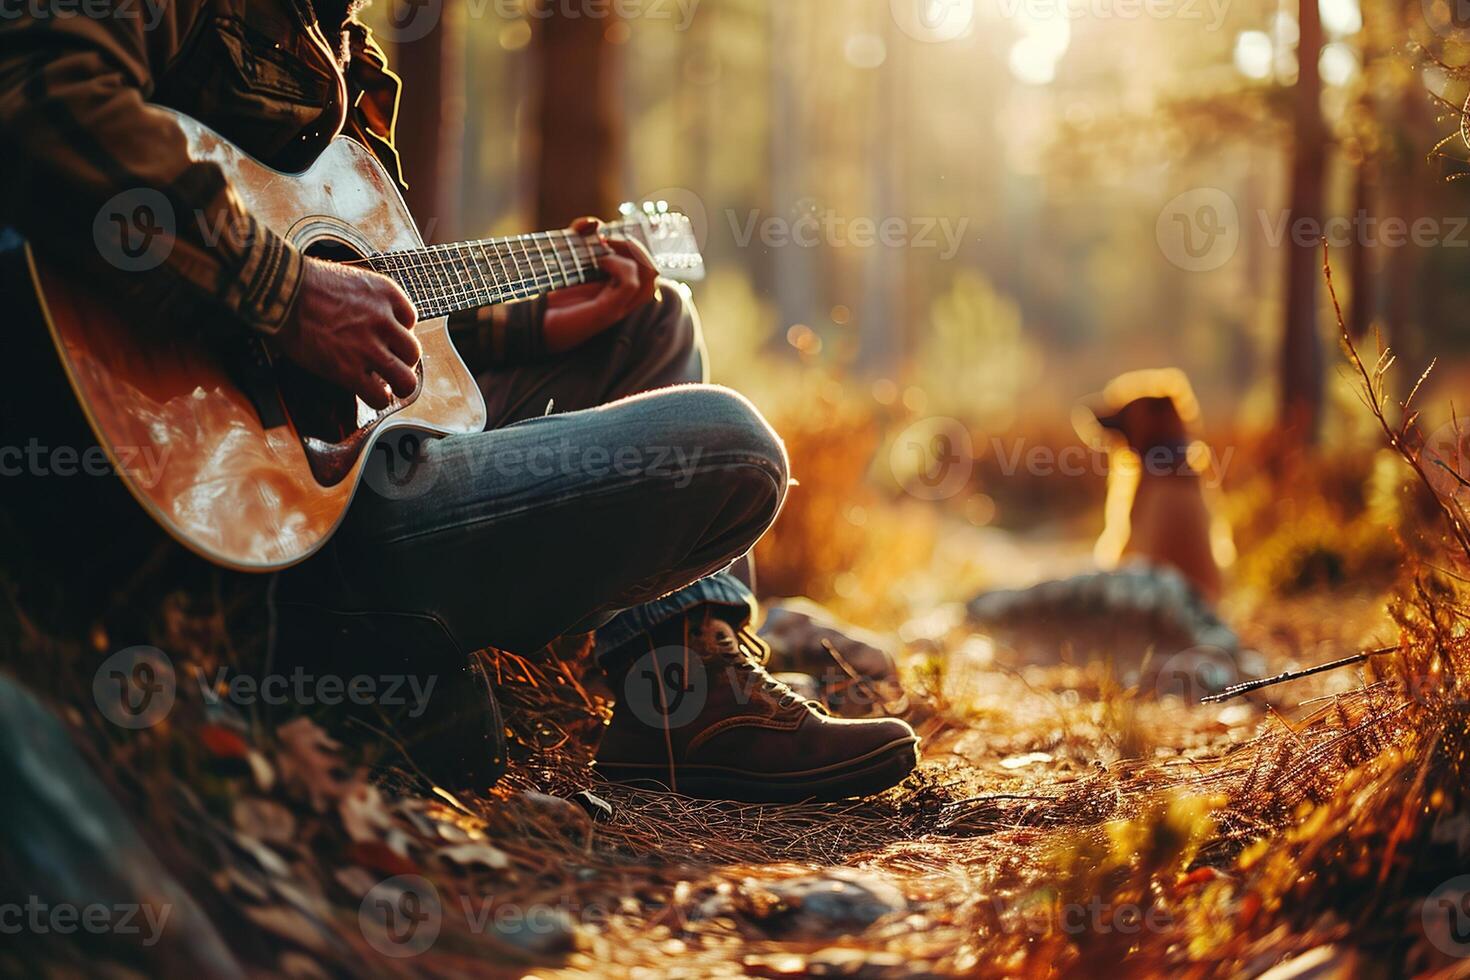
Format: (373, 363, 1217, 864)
(967, 370, 1255, 696)
(1082, 369, 1234, 603)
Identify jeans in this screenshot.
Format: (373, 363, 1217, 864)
(276, 282, 789, 662)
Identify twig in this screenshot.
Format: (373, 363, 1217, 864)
(1200, 645, 1401, 703)
(1325, 241, 1470, 564)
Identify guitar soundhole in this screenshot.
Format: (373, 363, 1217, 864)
(276, 239, 422, 488)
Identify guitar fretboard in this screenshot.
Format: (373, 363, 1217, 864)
(364, 230, 609, 320)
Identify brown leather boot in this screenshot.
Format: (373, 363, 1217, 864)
(594, 614, 919, 802)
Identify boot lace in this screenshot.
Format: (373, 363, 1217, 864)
(734, 625, 829, 714)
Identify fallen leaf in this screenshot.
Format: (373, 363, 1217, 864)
(348, 840, 419, 878)
(333, 866, 380, 899)
(338, 781, 391, 844)
(242, 905, 332, 955)
(438, 843, 510, 871)
(200, 723, 251, 760)
(275, 718, 353, 813)
(232, 798, 296, 846)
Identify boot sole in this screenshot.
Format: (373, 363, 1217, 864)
(595, 735, 920, 803)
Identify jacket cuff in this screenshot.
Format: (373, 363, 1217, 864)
(447, 297, 547, 369)
(216, 208, 305, 336)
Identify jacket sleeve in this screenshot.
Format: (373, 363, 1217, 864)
(0, 4, 304, 335)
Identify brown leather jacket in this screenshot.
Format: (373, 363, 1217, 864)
(0, 0, 405, 336)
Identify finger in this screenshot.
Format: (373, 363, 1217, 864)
(597, 256, 642, 311)
(381, 320, 423, 366)
(373, 346, 420, 399)
(600, 253, 640, 292)
(609, 241, 658, 308)
(570, 216, 602, 236)
(358, 372, 393, 411)
(547, 282, 604, 306)
(385, 280, 418, 329)
(607, 236, 657, 276)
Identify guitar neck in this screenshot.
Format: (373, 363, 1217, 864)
(363, 229, 610, 320)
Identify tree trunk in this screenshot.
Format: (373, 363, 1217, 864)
(1278, 0, 1326, 446)
(1347, 158, 1375, 339)
(1384, 83, 1428, 362)
(768, 3, 816, 344)
(530, 2, 623, 228)
(391, 3, 465, 244)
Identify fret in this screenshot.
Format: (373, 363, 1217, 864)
(457, 244, 483, 307)
(422, 247, 454, 314)
(406, 255, 435, 314)
(388, 251, 414, 305)
(549, 231, 578, 287)
(435, 245, 459, 313)
(564, 230, 586, 280)
(515, 235, 540, 297)
(494, 239, 527, 300)
(477, 240, 513, 304)
(459, 241, 495, 306)
(529, 234, 551, 290)
(533, 233, 566, 291)
(451, 243, 481, 308)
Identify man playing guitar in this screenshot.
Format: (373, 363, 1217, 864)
(0, 0, 918, 802)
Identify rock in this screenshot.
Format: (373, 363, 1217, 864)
(0, 675, 245, 977)
(572, 790, 614, 822)
(759, 599, 906, 717)
(760, 870, 908, 937)
(518, 790, 594, 836)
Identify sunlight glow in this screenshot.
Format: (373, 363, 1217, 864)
(1006, 2, 1071, 86)
(1319, 0, 1363, 37)
(1233, 31, 1273, 80)
(845, 33, 888, 69)
(1320, 42, 1359, 85)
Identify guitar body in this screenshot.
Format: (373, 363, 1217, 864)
(26, 111, 486, 572)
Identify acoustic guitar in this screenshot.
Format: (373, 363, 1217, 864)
(24, 109, 704, 572)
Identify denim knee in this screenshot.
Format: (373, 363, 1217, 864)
(675, 385, 789, 493)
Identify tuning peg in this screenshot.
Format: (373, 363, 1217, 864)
(619, 202, 635, 216)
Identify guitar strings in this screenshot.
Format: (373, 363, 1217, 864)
(358, 230, 610, 318)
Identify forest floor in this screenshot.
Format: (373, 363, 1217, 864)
(11, 338, 1470, 977)
(24, 505, 1452, 980)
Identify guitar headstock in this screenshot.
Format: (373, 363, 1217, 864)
(608, 201, 705, 282)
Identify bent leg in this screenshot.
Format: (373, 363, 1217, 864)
(278, 384, 788, 655)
